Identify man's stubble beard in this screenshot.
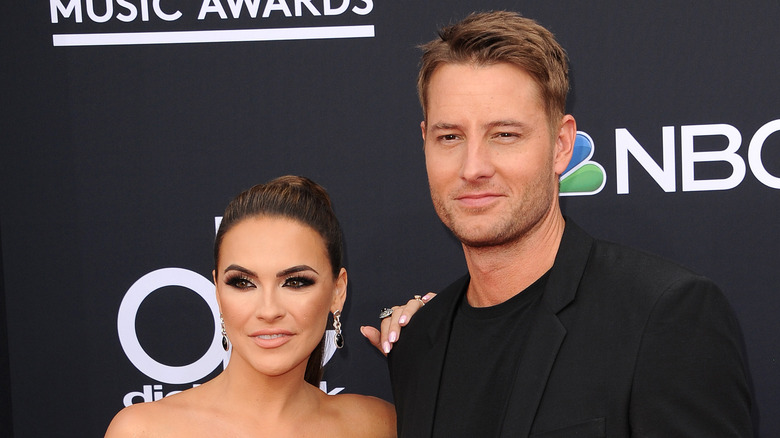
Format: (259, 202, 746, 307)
(429, 175, 558, 250)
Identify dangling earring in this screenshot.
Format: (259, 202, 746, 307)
(221, 313, 229, 351)
(333, 310, 344, 349)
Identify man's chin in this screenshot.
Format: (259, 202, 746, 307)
(451, 228, 513, 248)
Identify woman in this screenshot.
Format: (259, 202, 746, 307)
(106, 175, 396, 437)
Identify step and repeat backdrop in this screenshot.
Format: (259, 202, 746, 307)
(2, 1, 778, 436)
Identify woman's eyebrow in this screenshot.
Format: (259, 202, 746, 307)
(276, 265, 319, 277)
(224, 264, 257, 277)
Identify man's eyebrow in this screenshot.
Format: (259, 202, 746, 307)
(429, 120, 528, 130)
(276, 265, 319, 277)
(485, 120, 526, 129)
(430, 122, 462, 130)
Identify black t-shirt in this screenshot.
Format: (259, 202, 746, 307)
(432, 272, 548, 437)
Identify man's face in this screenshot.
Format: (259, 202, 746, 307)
(422, 62, 572, 248)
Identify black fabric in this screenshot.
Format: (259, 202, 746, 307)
(432, 273, 547, 437)
(388, 220, 753, 437)
(0, 228, 13, 437)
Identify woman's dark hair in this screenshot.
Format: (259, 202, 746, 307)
(214, 175, 344, 386)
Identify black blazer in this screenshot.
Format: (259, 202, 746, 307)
(388, 220, 753, 437)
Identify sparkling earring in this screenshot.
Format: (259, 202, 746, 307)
(221, 314, 229, 351)
(333, 310, 344, 349)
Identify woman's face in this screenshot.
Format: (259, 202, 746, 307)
(214, 216, 346, 379)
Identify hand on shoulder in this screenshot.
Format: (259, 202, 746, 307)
(361, 292, 436, 355)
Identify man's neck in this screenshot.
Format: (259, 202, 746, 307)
(463, 212, 565, 307)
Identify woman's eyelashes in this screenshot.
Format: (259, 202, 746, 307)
(223, 273, 316, 290)
(282, 275, 315, 289)
(225, 274, 255, 290)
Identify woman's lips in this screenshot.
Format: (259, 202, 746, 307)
(250, 331, 293, 348)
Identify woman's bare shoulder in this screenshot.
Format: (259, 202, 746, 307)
(326, 393, 396, 437)
(105, 400, 164, 438)
(104, 388, 208, 437)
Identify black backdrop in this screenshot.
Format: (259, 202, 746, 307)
(2, 1, 778, 436)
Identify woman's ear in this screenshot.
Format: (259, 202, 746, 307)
(213, 270, 222, 309)
(331, 267, 348, 313)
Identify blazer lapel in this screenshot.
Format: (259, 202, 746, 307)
(393, 276, 467, 437)
(499, 219, 594, 437)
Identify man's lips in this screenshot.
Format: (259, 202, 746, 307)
(455, 192, 503, 208)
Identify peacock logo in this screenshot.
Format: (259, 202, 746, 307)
(560, 131, 606, 196)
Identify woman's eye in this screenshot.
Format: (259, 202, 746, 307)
(226, 277, 254, 289)
(283, 276, 314, 289)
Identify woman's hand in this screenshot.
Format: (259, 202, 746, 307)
(360, 292, 436, 355)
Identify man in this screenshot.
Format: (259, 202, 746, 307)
(363, 10, 753, 437)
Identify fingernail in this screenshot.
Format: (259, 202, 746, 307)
(389, 331, 397, 343)
(383, 341, 391, 354)
(359, 326, 367, 337)
(398, 315, 407, 325)
(422, 293, 433, 302)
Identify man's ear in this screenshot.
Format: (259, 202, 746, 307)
(553, 115, 576, 176)
(420, 121, 427, 142)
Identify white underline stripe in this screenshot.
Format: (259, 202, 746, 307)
(52, 25, 375, 47)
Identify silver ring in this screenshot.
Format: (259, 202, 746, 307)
(379, 307, 394, 319)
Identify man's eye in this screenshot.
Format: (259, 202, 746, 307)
(440, 134, 459, 141)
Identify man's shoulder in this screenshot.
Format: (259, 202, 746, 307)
(587, 237, 708, 286)
(557, 220, 725, 311)
(409, 274, 469, 320)
(388, 275, 466, 358)
(564, 236, 731, 320)
(563, 218, 705, 283)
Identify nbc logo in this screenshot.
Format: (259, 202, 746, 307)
(560, 131, 606, 196)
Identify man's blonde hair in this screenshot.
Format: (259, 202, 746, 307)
(418, 11, 570, 132)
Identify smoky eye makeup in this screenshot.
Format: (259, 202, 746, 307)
(282, 275, 316, 289)
(224, 273, 255, 290)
